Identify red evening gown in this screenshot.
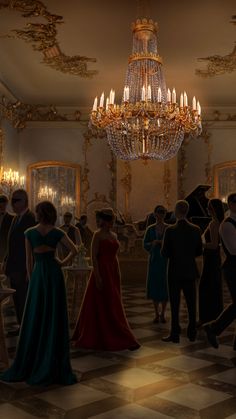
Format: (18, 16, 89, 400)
(71, 238, 140, 351)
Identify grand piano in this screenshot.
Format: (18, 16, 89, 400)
(143, 184, 213, 233)
(184, 184, 212, 232)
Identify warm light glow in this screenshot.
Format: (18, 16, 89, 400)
(90, 17, 202, 161)
(61, 195, 75, 206)
(38, 186, 57, 201)
(0, 167, 25, 192)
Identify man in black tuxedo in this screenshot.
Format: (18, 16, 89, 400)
(4, 189, 35, 326)
(0, 194, 14, 265)
(161, 200, 202, 343)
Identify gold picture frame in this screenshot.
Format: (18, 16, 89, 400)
(27, 161, 80, 223)
(214, 161, 236, 202)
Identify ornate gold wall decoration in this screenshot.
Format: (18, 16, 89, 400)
(0, 96, 82, 130)
(120, 162, 132, 220)
(196, 16, 236, 77)
(200, 125, 213, 188)
(214, 160, 236, 200)
(107, 151, 117, 208)
(177, 136, 189, 199)
(0, 0, 97, 78)
(81, 130, 92, 214)
(163, 161, 171, 209)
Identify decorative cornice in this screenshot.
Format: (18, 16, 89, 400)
(0, 95, 83, 130)
(0, 0, 98, 78)
(196, 16, 236, 77)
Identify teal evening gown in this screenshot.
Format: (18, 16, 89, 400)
(0, 227, 76, 386)
(143, 224, 168, 302)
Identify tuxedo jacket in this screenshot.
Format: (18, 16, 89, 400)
(0, 212, 14, 261)
(5, 209, 36, 276)
(161, 219, 202, 281)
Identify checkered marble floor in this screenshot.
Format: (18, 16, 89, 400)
(0, 284, 236, 418)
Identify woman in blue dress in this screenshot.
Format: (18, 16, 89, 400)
(143, 205, 168, 323)
(0, 201, 78, 386)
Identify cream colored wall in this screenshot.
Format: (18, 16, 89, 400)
(18, 124, 111, 218)
(3, 120, 179, 222)
(117, 158, 178, 222)
(2, 120, 19, 169)
(183, 114, 236, 197)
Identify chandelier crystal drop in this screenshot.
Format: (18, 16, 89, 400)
(90, 18, 202, 161)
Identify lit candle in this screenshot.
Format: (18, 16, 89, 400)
(109, 89, 113, 104)
(141, 86, 146, 101)
(126, 86, 130, 101)
(192, 96, 196, 110)
(167, 88, 171, 102)
(197, 101, 201, 115)
(180, 93, 184, 108)
(142, 139, 146, 154)
(99, 92, 104, 108)
(112, 89, 115, 104)
(106, 97, 109, 110)
(92, 96, 98, 111)
(147, 85, 151, 100)
(172, 88, 176, 103)
(158, 87, 162, 102)
(184, 91, 188, 107)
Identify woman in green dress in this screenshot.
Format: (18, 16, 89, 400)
(0, 201, 77, 386)
(143, 205, 168, 323)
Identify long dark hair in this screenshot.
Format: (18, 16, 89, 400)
(209, 198, 224, 223)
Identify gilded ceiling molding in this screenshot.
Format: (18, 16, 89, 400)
(120, 162, 132, 221)
(163, 161, 171, 209)
(0, 0, 97, 78)
(196, 16, 236, 77)
(0, 96, 82, 130)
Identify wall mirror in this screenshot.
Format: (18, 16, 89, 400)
(27, 161, 80, 225)
(214, 161, 236, 203)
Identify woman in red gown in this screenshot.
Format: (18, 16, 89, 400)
(71, 208, 140, 351)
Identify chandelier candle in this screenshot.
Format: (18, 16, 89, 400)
(90, 17, 202, 161)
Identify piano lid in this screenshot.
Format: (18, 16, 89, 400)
(185, 184, 211, 218)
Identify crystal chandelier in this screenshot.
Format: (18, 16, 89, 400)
(0, 166, 25, 194)
(38, 186, 57, 202)
(90, 17, 202, 161)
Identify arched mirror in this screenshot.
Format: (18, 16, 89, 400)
(214, 161, 236, 203)
(27, 161, 80, 225)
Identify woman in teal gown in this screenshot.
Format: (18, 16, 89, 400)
(143, 205, 168, 323)
(0, 201, 78, 386)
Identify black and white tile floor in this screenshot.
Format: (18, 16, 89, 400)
(0, 283, 235, 418)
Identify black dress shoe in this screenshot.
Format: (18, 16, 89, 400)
(162, 335, 179, 343)
(203, 324, 219, 349)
